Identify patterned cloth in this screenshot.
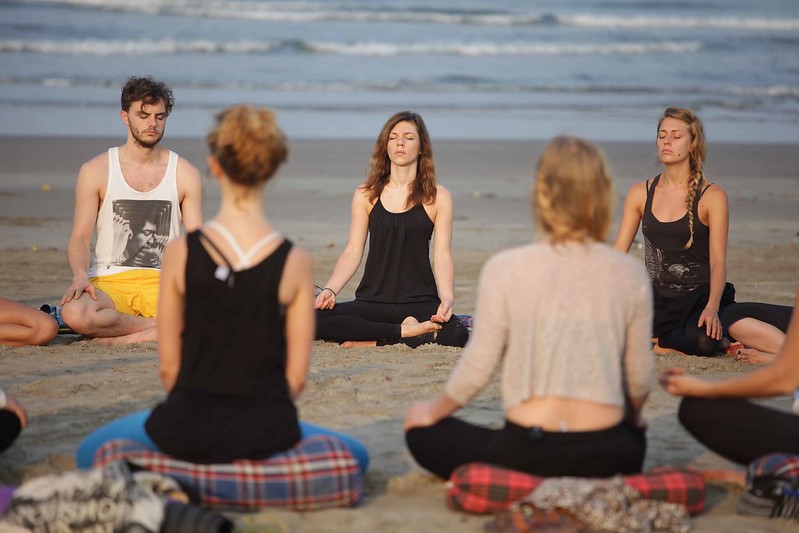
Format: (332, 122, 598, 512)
(519, 477, 690, 533)
(94, 435, 362, 511)
(0, 461, 181, 532)
(447, 463, 705, 516)
(737, 453, 799, 521)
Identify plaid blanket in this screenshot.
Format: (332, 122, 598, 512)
(447, 463, 705, 516)
(94, 436, 362, 511)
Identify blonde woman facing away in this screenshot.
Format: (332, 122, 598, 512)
(76, 106, 368, 473)
(404, 137, 654, 479)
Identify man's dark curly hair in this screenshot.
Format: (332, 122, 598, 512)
(120, 76, 174, 115)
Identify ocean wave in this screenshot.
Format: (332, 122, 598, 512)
(0, 37, 703, 57)
(2, 75, 797, 99)
(302, 40, 703, 56)
(560, 13, 799, 31)
(0, 38, 280, 55)
(20, 0, 799, 31)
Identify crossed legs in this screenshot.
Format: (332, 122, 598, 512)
(61, 288, 156, 344)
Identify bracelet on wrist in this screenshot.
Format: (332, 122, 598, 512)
(323, 287, 337, 296)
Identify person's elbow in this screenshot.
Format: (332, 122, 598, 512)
(287, 375, 306, 399)
(159, 365, 179, 391)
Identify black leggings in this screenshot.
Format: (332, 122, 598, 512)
(679, 397, 799, 465)
(720, 302, 793, 339)
(658, 306, 726, 356)
(405, 417, 646, 480)
(0, 410, 22, 453)
(315, 299, 469, 347)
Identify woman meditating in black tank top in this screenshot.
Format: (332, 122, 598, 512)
(615, 107, 731, 356)
(314, 111, 469, 348)
(615, 107, 791, 357)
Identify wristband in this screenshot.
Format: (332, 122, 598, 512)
(323, 287, 337, 296)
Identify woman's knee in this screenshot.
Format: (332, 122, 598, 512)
(437, 317, 469, 347)
(677, 396, 712, 434)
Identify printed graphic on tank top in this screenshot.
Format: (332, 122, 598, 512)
(109, 199, 172, 269)
(90, 147, 181, 277)
(642, 175, 712, 300)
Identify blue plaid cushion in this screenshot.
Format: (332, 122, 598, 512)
(94, 436, 362, 511)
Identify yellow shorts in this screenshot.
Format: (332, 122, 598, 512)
(90, 270, 160, 318)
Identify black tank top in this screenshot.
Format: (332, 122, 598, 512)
(642, 174, 712, 300)
(145, 231, 300, 463)
(355, 198, 439, 304)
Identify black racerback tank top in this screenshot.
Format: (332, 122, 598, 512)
(355, 198, 439, 304)
(642, 174, 712, 300)
(145, 231, 300, 463)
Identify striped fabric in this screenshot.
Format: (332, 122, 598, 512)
(94, 436, 362, 511)
(746, 453, 799, 485)
(446, 463, 705, 516)
(737, 453, 799, 520)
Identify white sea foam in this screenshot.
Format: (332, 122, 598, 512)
(303, 40, 704, 57)
(560, 13, 799, 31)
(0, 39, 278, 56)
(24, 1, 799, 30)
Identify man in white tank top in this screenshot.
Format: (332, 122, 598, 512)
(59, 76, 203, 344)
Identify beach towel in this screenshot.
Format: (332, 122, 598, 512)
(94, 435, 362, 511)
(447, 463, 705, 516)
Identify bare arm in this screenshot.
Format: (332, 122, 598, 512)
(177, 158, 203, 232)
(404, 253, 509, 430)
(156, 238, 187, 392)
(62, 158, 105, 305)
(614, 181, 647, 253)
(431, 185, 455, 322)
(280, 247, 315, 399)
(662, 288, 799, 398)
(315, 187, 370, 309)
(404, 393, 462, 431)
(697, 185, 729, 340)
(0, 388, 27, 429)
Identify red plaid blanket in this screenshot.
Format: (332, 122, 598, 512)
(447, 463, 705, 516)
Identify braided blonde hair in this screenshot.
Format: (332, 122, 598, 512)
(206, 105, 288, 187)
(533, 136, 614, 244)
(658, 107, 707, 249)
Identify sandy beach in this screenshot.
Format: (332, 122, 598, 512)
(1, 136, 798, 532)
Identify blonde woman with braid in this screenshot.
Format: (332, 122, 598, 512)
(615, 107, 733, 356)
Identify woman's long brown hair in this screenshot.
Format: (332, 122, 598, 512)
(363, 111, 437, 208)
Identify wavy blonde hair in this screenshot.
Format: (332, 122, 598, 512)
(363, 111, 437, 208)
(657, 107, 707, 249)
(533, 136, 614, 244)
(206, 105, 288, 187)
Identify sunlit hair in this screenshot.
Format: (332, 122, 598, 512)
(363, 111, 436, 208)
(532, 136, 614, 244)
(121, 76, 174, 115)
(206, 105, 288, 187)
(657, 107, 707, 249)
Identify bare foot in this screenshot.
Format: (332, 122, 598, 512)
(401, 317, 441, 338)
(651, 341, 688, 356)
(92, 326, 157, 346)
(340, 340, 377, 349)
(734, 348, 777, 365)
